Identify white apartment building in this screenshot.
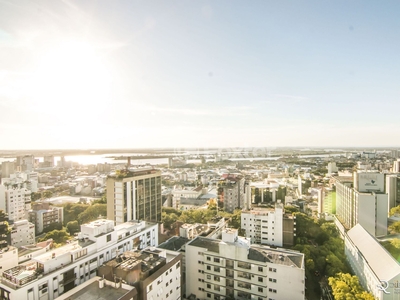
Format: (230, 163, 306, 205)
(241, 202, 295, 247)
(0, 246, 18, 276)
(0, 185, 32, 222)
(0, 219, 158, 300)
(10, 220, 35, 248)
(334, 173, 388, 237)
(186, 229, 305, 300)
(345, 224, 400, 300)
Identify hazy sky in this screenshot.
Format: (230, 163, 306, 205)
(1, 0, 400, 150)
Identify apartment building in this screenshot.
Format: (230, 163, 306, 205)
(217, 175, 245, 213)
(186, 229, 305, 300)
(241, 202, 295, 247)
(0, 219, 158, 300)
(345, 224, 400, 300)
(98, 247, 182, 300)
(9, 219, 35, 248)
(0, 185, 31, 222)
(107, 168, 162, 225)
(334, 173, 388, 237)
(29, 203, 63, 234)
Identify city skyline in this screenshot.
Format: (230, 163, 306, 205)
(1, 1, 400, 150)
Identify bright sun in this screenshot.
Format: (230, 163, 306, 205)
(30, 40, 112, 119)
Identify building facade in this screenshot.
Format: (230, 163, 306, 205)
(1, 185, 31, 222)
(107, 169, 162, 225)
(9, 220, 35, 248)
(241, 202, 295, 247)
(98, 247, 182, 300)
(217, 175, 245, 213)
(0, 219, 158, 300)
(29, 203, 64, 234)
(345, 224, 400, 300)
(334, 174, 388, 237)
(185, 229, 305, 300)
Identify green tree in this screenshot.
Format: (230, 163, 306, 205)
(39, 229, 70, 244)
(328, 273, 375, 300)
(42, 190, 53, 199)
(61, 203, 89, 225)
(66, 221, 80, 235)
(391, 238, 400, 249)
(389, 221, 400, 233)
(42, 222, 63, 233)
(390, 205, 400, 216)
(77, 204, 107, 224)
(31, 192, 42, 201)
(162, 212, 179, 230)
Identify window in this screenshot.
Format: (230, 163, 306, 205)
(214, 285, 220, 291)
(207, 293, 212, 298)
(176, 262, 180, 269)
(207, 275, 211, 280)
(214, 257, 220, 263)
(106, 234, 111, 242)
(149, 285, 152, 291)
(214, 266, 220, 272)
(258, 287, 263, 292)
(269, 278, 277, 283)
(214, 276, 220, 282)
(258, 266, 263, 272)
(207, 256, 211, 261)
(258, 277, 263, 282)
(207, 266, 211, 270)
(269, 267, 277, 272)
(269, 288, 277, 293)
(207, 284, 211, 289)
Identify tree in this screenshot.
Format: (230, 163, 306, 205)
(42, 222, 63, 233)
(77, 204, 107, 224)
(61, 203, 89, 225)
(390, 205, 400, 216)
(39, 229, 70, 244)
(31, 192, 42, 201)
(328, 273, 375, 300)
(66, 221, 80, 235)
(389, 221, 400, 233)
(42, 191, 53, 199)
(391, 238, 400, 249)
(162, 212, 179, 230)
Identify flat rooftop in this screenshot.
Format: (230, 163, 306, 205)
(57, 277, 135, 300)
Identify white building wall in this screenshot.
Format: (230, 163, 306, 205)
(10, 220, 35, 248)
(241, 206, 284, 247)
(0, 221, 159, 300)
(186, 238, 305, 300)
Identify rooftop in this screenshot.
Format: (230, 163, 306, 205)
(56, 277, 136, 300)
(347, 224, 400, 280)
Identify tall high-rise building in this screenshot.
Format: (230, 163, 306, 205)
(217, 174, 245, 213)
(107, 168, 162, 225)
(334, 173, 388, 237)
(1, 161, 15, 179)
(1, 185, 32, 222)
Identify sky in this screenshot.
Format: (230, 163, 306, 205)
(1, 0, 400, 150)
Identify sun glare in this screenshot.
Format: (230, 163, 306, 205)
(30, 40, 112, 119)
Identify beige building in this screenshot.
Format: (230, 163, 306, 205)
(185, 229, 305, 300)
(107, 168, 162, 225)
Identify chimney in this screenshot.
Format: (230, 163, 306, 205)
(99, 278, 104, 289)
